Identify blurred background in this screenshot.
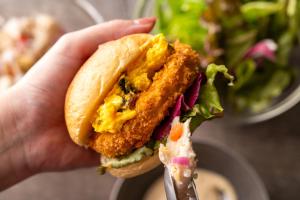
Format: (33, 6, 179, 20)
(0, 0, 299, 200)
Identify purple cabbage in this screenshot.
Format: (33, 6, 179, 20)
(244, 39, 277, 64)
(184, 73, 203, 108)
(153, 73, 203, 140)
(153, 95, 183, 140)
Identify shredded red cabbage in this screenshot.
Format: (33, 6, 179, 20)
(244, 39, 277, 64)
(184, 73, 202, 108)
(153, 73, 203, 140)
(153, 95, 183, 140)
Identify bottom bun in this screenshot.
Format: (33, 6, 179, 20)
(107, 152, 161, 178)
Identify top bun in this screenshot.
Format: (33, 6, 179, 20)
(65, 34, 153, 146)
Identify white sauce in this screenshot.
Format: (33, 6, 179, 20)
(159, 117, 196, 187)
(143, 169, 238, 200)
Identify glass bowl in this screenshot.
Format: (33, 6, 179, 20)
(134, 0, 300, 124)
(0, 0, 104, 32)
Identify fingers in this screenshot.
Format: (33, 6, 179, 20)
(52, 17, 156, 61)
(60, 147, 100, 170)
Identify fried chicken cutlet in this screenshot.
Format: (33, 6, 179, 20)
(89, 40, 200, 158)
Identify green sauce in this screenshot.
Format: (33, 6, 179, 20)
(101, 146, 154, 168)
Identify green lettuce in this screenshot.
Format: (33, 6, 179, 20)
(155, 0, 213, 52)
(241, 1, 283, 21)
(181, 64, 234, 132)
(221, 0, 298, 113)
(234, 71, 291, 113)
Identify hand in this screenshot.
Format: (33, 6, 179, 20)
(0, 18, 156, 190)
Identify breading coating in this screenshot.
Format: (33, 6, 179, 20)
(89, 42, 200, 158)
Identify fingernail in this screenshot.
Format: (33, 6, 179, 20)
(133, 17, 156, 25)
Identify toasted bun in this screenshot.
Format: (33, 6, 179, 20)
(65, 34, 152, 146)
(107, 152, 161, 178)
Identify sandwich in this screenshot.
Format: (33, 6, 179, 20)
(65, 34, 233, 178)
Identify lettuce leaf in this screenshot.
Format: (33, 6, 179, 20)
(154, 64, 233, 139)
(155, 0, 213, 52)
(222, 0, 298, 114)
(181, 64, 234, 132)
(232, 59, 256, 90)
(241, 2, 283, 21)
(230, 64, 292, 113)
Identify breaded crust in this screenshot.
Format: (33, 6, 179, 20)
(89, 42, 200, 157)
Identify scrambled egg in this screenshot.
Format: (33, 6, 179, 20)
(92, 34, 170, 134)
(93, 92, 136, 133)
(128, 34, 169, 91)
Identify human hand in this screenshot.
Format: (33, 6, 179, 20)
(0, 18, 155, 190)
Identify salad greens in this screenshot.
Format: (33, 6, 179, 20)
(241, 2, 283, 21)
(155, 0, 207, 51)
(154, 0, 300, 113)
(155, 0, 221, 65)
(181, 64, 234, 132)
(223, 0, 299, 113)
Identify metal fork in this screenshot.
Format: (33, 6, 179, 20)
(164, 168, 199, 200)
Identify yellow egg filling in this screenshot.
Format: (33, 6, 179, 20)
(92, 34, 170, 134)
